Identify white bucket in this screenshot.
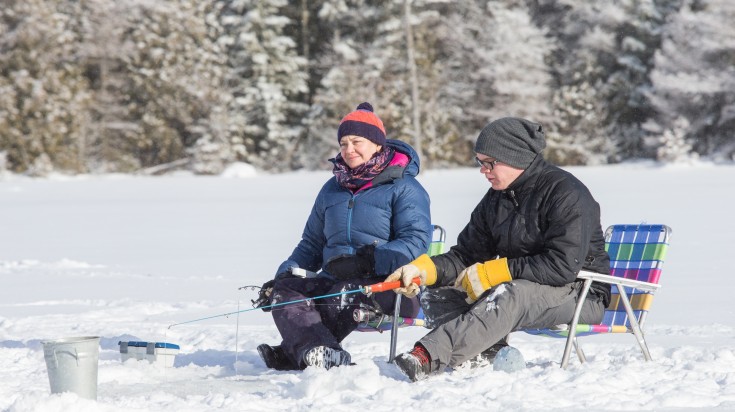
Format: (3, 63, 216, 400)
(41, 336, 100, 400)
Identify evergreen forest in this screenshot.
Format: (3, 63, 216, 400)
(1, 0, 733, 176)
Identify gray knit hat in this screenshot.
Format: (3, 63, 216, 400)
(474, 117, 546, 169)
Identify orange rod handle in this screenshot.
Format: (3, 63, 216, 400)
(364, 277, 421, 293)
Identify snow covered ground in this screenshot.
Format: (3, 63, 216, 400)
(1, 162, 734, 411)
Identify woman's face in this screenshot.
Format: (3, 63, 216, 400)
(340, 135, 382, 169)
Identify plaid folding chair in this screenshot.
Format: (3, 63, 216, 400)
(355, 224, 446, 362)
(524, 224, 672, 368)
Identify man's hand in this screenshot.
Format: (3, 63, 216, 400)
(454, 257, 512, 303)
(384, 254, 437, 298)
(253, 279, 276, 311)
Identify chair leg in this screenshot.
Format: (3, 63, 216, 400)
(573, 338, 586, 363)
(616, 284, 653, 361)
(388, 294, 402, 363)
(561, 278, 593, 369)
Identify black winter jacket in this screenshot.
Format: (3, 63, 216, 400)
(432, 155, 611, 306)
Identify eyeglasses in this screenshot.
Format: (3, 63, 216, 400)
(475, 157, 499, 170)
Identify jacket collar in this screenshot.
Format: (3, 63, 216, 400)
(505, 154, 545, 193)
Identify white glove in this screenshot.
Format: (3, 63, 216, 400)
(383, 254, 437, 298)
(385, 264, 422, 298)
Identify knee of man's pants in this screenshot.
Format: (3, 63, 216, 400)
(475, 280, 522, 303)
(421, 287, 470, 328)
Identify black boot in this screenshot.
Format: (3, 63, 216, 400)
(478, 341, 509, 363)
(302, 346, 352, 370)
(394, 344, 434, 382)
(456, 341, 509, 370)
(257, 344, 298, 371)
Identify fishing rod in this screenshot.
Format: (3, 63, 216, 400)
(167, 277, 419, 329)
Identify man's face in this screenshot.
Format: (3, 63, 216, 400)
(476, 153, 524, 190)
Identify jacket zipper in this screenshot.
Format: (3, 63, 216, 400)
(505, 189, 520, 255)
(346, 196, 355, 251)
(507, 189, 520, 208)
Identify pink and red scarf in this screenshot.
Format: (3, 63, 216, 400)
(332, 147, 405, 192)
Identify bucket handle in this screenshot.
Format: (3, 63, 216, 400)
(51, 348, 81, 367)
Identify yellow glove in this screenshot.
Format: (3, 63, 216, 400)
(384, 254, 437, 298)
(454, 257, 512, 303)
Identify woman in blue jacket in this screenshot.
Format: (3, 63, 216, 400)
(257, 102, 432, 370)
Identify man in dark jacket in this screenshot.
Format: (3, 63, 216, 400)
(385, 117, 610, 381)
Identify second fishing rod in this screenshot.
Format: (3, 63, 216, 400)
(167, 277, 421, 329)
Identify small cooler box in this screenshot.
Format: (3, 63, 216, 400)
(119, 341, 180, 367)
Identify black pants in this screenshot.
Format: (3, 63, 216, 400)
(271, 276, 420, 368)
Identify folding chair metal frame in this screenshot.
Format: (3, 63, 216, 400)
(525, 223, 672, 369)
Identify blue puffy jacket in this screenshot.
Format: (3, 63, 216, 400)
(277, 139, 432, 279)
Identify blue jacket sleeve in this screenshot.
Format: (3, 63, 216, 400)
(373, 178, 432, 275)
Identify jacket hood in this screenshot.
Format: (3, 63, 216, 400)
(386, 139, 420, 177)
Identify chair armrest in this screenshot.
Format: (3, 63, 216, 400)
(577, 270, 660, 292)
